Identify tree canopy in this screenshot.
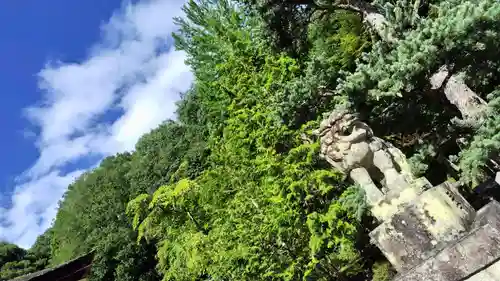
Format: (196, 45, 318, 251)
(0, 231, 52, 281)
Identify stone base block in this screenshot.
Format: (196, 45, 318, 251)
(370, 181, 476, 271)
(393, 201, 500, 281)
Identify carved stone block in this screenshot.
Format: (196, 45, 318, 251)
(392, 201, 500, 281)
(370, 204, 438, 271)
(370, 181, 476, 271)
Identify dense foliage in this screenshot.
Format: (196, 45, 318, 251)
(126, 2, 373, 279)
(2, 0, 499, 280)
(0, 231, 52, 281)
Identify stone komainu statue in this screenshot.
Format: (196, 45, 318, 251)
(315, 109, 500, 281)
(314, 108, 414, 206)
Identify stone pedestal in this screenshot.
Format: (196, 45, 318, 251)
(368, 179, 500, 281)
(392, 200, 500, 281)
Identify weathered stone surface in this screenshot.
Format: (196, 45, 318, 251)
(371, 204, 437, 271)
(392, 201, 500, 281)
(471, 199, 500, 233)
(414, 182, 475, 242)
(370, 182, 476, 272)
(465, 259, 500, 281)
(372, 177, 432, 221)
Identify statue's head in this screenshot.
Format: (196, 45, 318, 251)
(317, 108, 373, 142)
(316, 107, 413, 199)
(315, 108, 373, 172)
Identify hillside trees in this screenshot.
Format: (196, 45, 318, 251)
(45, 96, 210, 281)
(0, 243, 26, 268)
(0, 231, 52, 280)
(127, 0, 381, 280)
(48, 153, 159, 281)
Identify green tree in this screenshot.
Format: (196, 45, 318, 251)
(128, 1, 372, 280)
(0, 242, 26, 267)
(49, 153, 160, 281)
(0, 234, 52, 281)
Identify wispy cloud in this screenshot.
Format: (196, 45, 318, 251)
(0, 0, 193, 249)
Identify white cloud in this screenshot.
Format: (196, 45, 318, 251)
(0, 0, 193, 249)
(1, 170, 86, 248)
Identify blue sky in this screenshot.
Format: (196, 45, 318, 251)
(0, 0, 192, 248)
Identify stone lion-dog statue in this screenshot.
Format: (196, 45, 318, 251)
(314, 108, 414, 206)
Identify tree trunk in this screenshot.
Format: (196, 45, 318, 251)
(355, 0, 399, 44)
(363, 11, 398, 43)
(430, 65, 487, 122)
(329, 1, 398, 43)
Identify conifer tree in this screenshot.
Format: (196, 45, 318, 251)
(247, 0, 495, 124)
(247, 0, 500, 186)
